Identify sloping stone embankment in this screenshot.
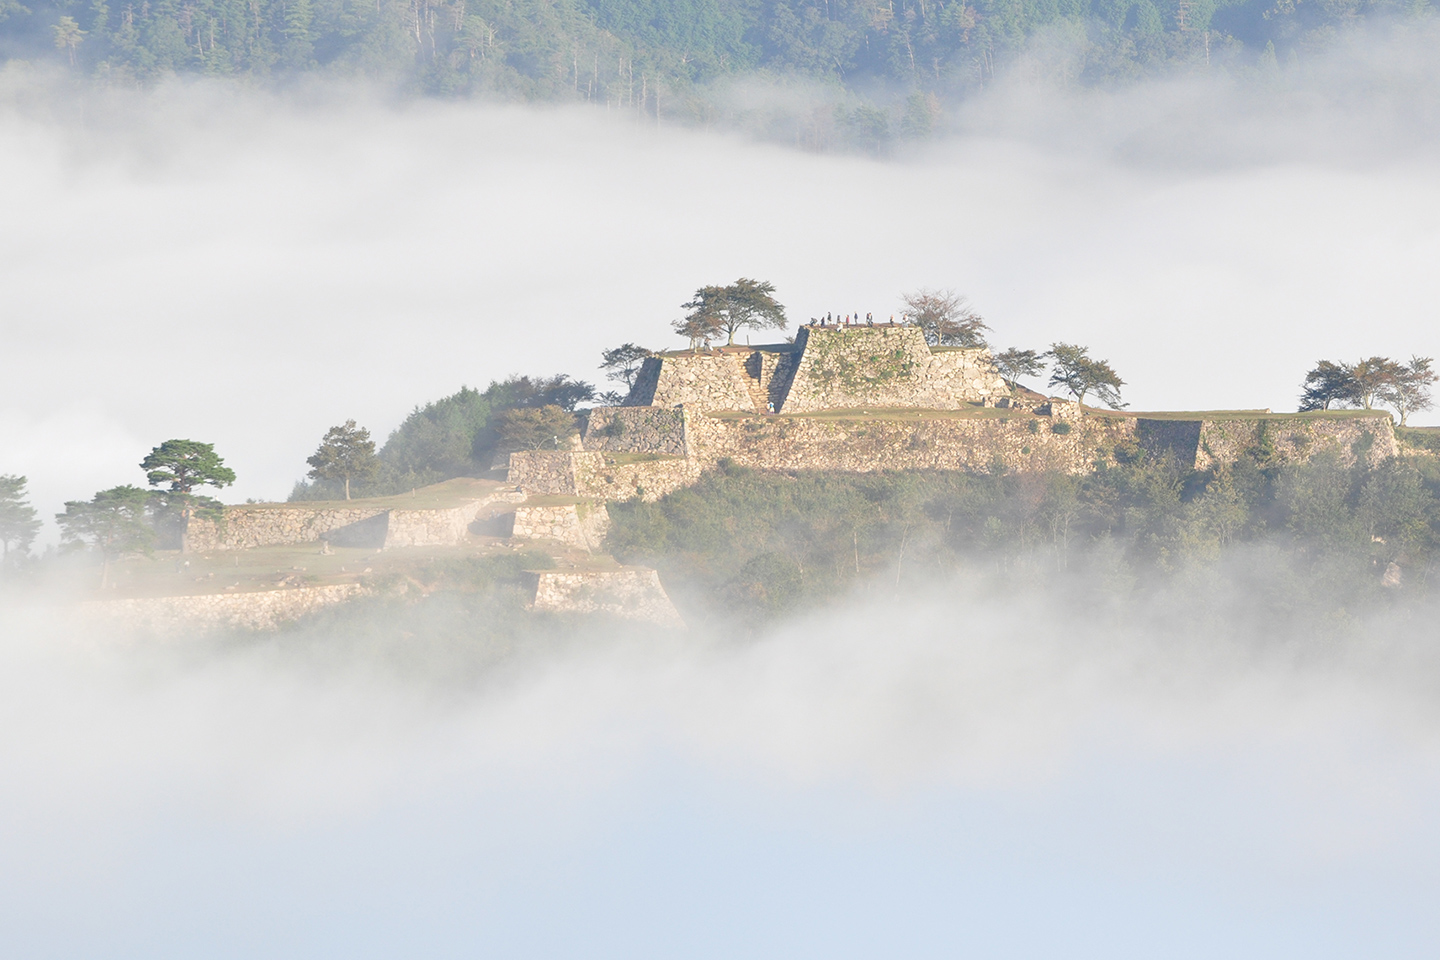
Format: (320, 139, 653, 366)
(528, 569, 684, 627)
(186, 494, 523, 552)
(508, 452, 702, 502)
(511, 503, 612, 550)
(87, 583, 368, 633)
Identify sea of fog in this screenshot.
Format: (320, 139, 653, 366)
(4, 575, 1440, 957)
(5, 29, 1440, 956)
(3, 32, 1440, 526)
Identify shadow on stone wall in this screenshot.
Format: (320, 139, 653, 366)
(321, 512, 389, 549)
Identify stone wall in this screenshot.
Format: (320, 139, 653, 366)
(186, 506, 388, 552)
(582, 406, 690, 456)
(626, 351, 760, 412)
(779, 326, 1010, 413)
(508, 451, 702, 502)
(385, 500, 498, 548)
(686, 411, 1127, 475)
(684, 411, 1399, 478)
(1194, 416, 1396, 470)
(511, 502, 612, 550)
(186, 495, 517, 552)
(87, 583, 368, 633)
(529, 568, 685, 627)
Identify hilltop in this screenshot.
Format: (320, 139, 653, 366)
(65, 321, 1440, 637)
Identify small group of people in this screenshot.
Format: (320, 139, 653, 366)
(809, 312, 903, 327)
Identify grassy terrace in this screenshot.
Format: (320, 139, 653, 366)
(98, 532, 626, 600)
(596, 452, 684, 463)
(238, 477, 503, 511)
(706, 406, 1032, 422)
(1088, 408, 1393, 421)
(700, 406, 1399, 424)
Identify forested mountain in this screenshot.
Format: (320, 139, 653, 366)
(1, 0, 1427, 108)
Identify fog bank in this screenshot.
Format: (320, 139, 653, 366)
(4, 43, 1440, 526)
(3, 572, 1440, 956)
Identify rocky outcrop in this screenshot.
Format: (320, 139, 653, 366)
(87, 583, 368, 633)
(511, 502, 612, 550)
(528, 568, 684, 627)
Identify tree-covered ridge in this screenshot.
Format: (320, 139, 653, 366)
(2, 0, 1427, 101)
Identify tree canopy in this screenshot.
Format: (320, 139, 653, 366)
(676, 279, 787, 347)
(600, 343, 653, 394)
(900, 289, 989, 348)
(495, 405, 580, 450)
(992, 348, 1045, 388)
(0, 475, 40, 560)
(1046, 342, 1125, 408)
(1299, 356, 1435, 425)
(56, 485, 155, 586)
(141, 440, 236, 494)
(0, 0, 1403, 119)
(307, 420, 380, 499)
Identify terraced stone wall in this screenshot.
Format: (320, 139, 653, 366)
(779, 326, 1010, 413)
(582, 406, 690, 456)
(508, 451, 702, 502)
(686, 412, 1125, 475)
(528, 569, 684, 627)
(625, 351, 758, 412)
(1136, 415, 1398, 470)
(88, 583, 368, 633)
(511, 502, 612, 550)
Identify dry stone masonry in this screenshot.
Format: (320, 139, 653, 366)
(511, 502, 612, 550)
(186, 491, 525, 551)
(528, 569, 685, 627)
(88, 583, 368, 634)
(626, 324, 1009, 414)
(507, 451, 702, 502)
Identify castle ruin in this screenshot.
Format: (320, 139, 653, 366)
(626, 324, 1010, 414)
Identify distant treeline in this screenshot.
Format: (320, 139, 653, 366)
(3, 0, 1429, 115)
(289, 375, 595, 500)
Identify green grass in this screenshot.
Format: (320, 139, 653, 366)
(243, 477, 501, 511)
(1093, 409, 1393, 421)
(599, 452, 684, 464)
(707, 406, 1031, 422)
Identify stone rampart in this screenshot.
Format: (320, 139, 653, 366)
(582, 406, 689, 456)
(508, 451, 701, 502)
(87, 583, 368, 633)
(186, 507, 387, 552)
(686, 412, 1125, 475)
(779, 326, 1009, 413)
(186, 496, 512, 552)
(1195, 416, 1396, 470)
(511, 502, 612, 550)
(385, 501, 494, 548)
(626, 351, 759, 412)
(529, 568, 685, 627)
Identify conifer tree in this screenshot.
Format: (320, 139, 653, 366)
(307, 420, 379, 500)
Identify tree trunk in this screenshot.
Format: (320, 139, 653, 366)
(180, 506, 190, 554)
(345, 476, 351, 500)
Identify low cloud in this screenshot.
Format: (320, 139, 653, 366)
(4, 34, 1440, 528)
(3, 562, 1440, 954)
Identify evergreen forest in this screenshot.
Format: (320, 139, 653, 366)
(2, 0, 1431, 120)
